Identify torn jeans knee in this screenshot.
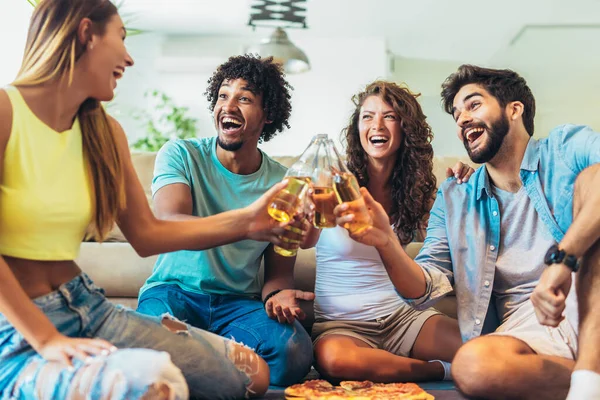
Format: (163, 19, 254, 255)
(10, 349, 189, 400)
(159, 312, 265, 399)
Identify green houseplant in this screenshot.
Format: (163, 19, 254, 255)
(130, 90, 198, 152)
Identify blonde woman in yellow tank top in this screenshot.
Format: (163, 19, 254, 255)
(0, 1, 306, 398)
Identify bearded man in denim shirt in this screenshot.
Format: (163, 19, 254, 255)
(430, 65, 600, 400)
(334, 64, 599, 400)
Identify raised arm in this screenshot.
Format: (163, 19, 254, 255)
(0, 91, 114, 367)
(334, 187, 427, 298)
(111, 117, 294, 256)
(334, 187, 454, 305)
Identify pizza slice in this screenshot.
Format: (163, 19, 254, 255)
(285, 379, 341, 399)
(370, 382, 435, 400)
(339, 380, 375, 391)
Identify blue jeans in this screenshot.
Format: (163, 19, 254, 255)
(0, 274, 253, 400)
(138, 284, 313, 386)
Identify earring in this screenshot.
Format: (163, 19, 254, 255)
(89, 43, 94, 50)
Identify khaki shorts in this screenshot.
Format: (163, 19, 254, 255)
(312, 306, 442, 357)
(491, 300, 578, 360)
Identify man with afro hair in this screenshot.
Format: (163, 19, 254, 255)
(137, 54, 314, 386)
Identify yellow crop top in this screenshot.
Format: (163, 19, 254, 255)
(0, 86, 93, 260)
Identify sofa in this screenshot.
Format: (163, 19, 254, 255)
(76, 150, 472, 329)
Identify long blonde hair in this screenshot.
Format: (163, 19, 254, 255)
(13, 0, 125, 241)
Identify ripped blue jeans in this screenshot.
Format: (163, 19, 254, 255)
(138, 284, 313, 386)
(0, 274, 254, 400)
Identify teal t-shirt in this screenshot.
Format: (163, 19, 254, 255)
(139, 137, 287, 297)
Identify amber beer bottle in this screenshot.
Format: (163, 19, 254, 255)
(310, 137, 338, 229)
(267, 136, 324, 256)
(329, 145, 373, 235)
(312, 186, 337, 228)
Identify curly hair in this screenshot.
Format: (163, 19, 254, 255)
(441, 64, 536, 136)
(204, 54, 293, 142)
(342, 81, 437, 245)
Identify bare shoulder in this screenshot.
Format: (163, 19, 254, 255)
(0, 89, 13, 149)
(106, 113, 130, 155)
(107, 114, 125, 138)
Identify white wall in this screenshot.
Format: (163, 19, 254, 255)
(390, 45, 600, 158)
(390, 57, 467, 157)
(0, 1, 33, 86)
(113, 33, 388, 155)
(107, 32, 166, 138)
(6, 2, 597, 159)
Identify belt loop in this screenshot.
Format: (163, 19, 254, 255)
(80, 273, 95, 292)
(58, 285, 72, 304)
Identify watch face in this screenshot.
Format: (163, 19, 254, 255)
(545, 245, 562, 265)
(544, 251, 553, 264)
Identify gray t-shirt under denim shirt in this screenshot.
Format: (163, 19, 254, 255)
(492, 185, 556, 323)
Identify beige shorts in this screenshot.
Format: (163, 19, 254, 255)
(491, 300, 578, 360)
(312, 306, 442, 357)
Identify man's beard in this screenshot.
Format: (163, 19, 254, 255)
(217, 136, 244, 151)
(463, 114, 510, 164)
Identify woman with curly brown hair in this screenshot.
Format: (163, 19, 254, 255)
(303, 80, 473, 383)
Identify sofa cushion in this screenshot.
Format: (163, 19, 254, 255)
(85, 151, 158, 243)
(76, 242, 157, 298)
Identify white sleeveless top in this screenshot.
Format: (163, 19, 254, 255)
(314, 226, 409, 321)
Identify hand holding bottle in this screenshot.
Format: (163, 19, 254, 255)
(277, 212, 312, 254)
(335, 187, 394, 248)
(267, 134, 327, 256)
(246, 180, 302, 244)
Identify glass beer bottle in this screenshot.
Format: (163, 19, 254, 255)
(267, 136, 322, 256)
(311, 138, 338, 228)
(329, 145, 373, 235)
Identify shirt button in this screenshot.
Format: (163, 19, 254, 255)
(475, 319, 481, 325)
(490, 245, 496, 251)
(492, 211, 498, 216)
(484, 280, 490, 287)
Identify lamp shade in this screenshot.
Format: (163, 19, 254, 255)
(247, 27, 310, 74)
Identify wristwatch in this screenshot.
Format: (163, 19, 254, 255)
(544, 244, 579, 273)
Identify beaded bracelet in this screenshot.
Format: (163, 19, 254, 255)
(263, 289, 282, 308)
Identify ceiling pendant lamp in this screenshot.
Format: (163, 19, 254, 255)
(247, 0, 310, 74)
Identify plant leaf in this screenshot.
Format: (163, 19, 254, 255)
(129, 90, 198, 152)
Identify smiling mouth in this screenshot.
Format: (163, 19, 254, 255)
(464, 127, 485, 144)
(369, 135, 389, 145)
(220, 116, 243, 133)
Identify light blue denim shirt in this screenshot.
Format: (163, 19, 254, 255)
(407, 124, 600, 342)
